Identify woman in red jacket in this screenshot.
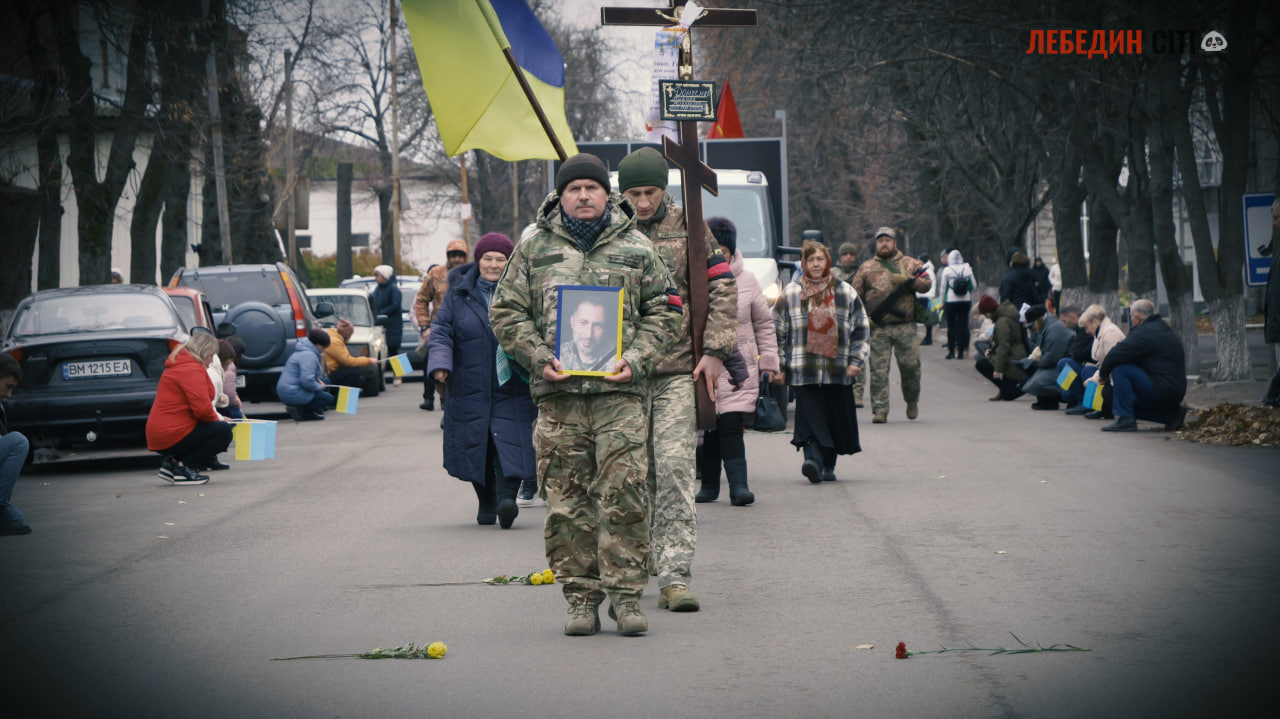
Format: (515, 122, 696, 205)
(146, 333, 233, 485)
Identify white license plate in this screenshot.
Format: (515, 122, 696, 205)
(63, 359, 132, 379)
(235, 374, 246, 388)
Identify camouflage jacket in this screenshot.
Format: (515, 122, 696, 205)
(848, 250, 931, 326)
(489, 193, 681, 401)
(633, 193, 738, 376)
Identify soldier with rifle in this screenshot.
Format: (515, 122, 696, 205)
(849, 227, 932, 424)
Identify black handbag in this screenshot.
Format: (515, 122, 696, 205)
(753, 377, 787, 432)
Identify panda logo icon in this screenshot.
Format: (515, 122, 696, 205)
(1201, 31, 1227, 52)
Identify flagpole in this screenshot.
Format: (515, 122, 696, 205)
(499, 48, 568, 162)
(460, 153, 471, 246)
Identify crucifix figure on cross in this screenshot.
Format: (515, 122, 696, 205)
(602, 2, 757, 429)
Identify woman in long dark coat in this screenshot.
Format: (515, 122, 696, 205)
(427, 233, 536, 528)
(371, 265, 404, 384)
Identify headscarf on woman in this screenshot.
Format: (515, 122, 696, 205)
(800, 241, 839, 359)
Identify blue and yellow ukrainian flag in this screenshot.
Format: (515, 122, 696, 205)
(336, 386, 361, 415)
(231, 419, 277, 461)
(389, 353, 413, 377)
(1083, 381, 1104, 411)
(1057, 365, 1077, 390)
(402, 0, 577, 160)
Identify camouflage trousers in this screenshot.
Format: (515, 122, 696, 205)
(646, 373, 697, 589)
(869, 322, 921, 416)
(535, 392, 651, 607)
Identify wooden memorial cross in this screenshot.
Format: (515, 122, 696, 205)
(601, 3, 757, 430)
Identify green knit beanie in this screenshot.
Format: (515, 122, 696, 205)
(618, 147, 669, 191)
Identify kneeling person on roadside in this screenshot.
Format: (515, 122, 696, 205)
(490, 153, 681, 637)
(1098, 299, 1187, 432)
(1, 354, 32, 534)
(1019, 305, 1074, 410)
(325, 318, 379, 395)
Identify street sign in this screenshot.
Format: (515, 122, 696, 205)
(1243, 192, 1275, 287)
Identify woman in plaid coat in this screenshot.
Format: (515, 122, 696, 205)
(773, 241, 871, 483)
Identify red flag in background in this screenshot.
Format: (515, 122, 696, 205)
(707, 79, 744, 138)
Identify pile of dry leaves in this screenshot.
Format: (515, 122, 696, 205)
(1180, 403, 1280, 447)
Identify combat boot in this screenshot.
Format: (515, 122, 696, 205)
(659, 583, 700, 611)
(802, 443, 822, 484)
(724, 458, 753, 506)
(615, 601, 648, 635)
(564, 602, 600, 636)
(906, 401, 919, 420)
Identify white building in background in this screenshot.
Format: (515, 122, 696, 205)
(300, 178, 464, 277)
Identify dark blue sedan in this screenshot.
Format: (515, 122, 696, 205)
(2, 285, 190, 450)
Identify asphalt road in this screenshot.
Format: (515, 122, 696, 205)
(3, 349, 1278, 719)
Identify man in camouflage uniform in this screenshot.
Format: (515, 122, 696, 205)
(833, 241, 863, 406)
(413, 239, 469, 410)
(849, 227, 931, 424)
(618, 147, 738, 613)
(490, 153, 681, 637)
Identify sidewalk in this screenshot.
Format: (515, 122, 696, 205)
(1188, 327, 1274, 410)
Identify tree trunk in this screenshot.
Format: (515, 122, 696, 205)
(59, 6, 151, 285)
(1145, 60, 1198, 373)
(160, 151, 192, 283)
(376, 182, 394, 268)
(1086, 193, 1119, 299)
(1123, 132, 1157, 303)
(129, 137, 167, 285)
(1205, 295, 1252, 380)
(0, 187, 41, 327)
(36, 130, 62, 291)
(1050, 131, 1087, 293)
(1197, 0, 1256, 381)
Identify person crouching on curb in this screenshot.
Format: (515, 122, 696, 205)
(146, 333, 233, 485)
(277, 328, 333, 421)
(774, 240, 870, 483)
(973, 294, 1028, 401)
(490, 153, 681, 637)
(1, 354, 33, 534)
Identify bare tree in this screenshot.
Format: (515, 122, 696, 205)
(304, 0, 433, 267)
(55, 1, 152, 285)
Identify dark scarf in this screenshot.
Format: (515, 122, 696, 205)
(635, 198, 669, 233)
(561, 208, 612, 253)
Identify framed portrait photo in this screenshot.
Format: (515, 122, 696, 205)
(555, 285, 624, 376)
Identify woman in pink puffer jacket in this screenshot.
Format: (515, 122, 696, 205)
(697, 218, 780, 506)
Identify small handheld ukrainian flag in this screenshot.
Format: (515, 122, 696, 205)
(1083, 381, 1104, 411)
(335, 386, 361, 414)
(389, 353, 413, 377)
(1057, 365, 1078, 390)
(231, 419, 277, 461)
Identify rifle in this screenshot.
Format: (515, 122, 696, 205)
(868, 267, 926, 327)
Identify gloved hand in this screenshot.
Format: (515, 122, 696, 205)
(724, 348, 749, 388)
